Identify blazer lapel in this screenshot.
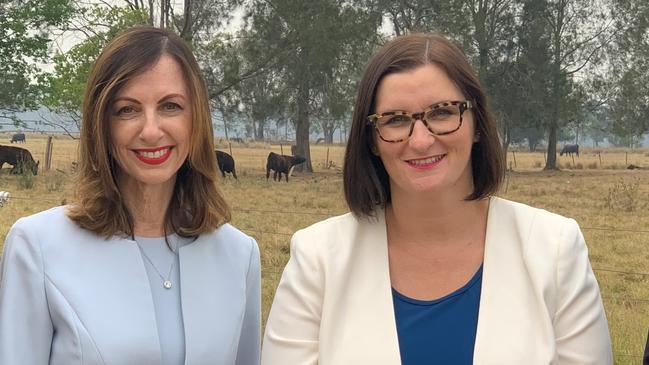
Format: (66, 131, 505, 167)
(179, 232, 247, 365)
(325, 211, 402, 365)
(473, 197, 555, 364)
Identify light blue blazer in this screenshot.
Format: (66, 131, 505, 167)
(0, 206, 261, 365)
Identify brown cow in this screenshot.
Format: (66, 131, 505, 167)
(0, 145, 39, 175)
(266, 152, 306, 182)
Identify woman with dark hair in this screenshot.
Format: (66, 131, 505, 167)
(0, 27, 260, 365)
(262, 33, 611, 364)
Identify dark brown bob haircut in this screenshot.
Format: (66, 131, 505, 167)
(344, 33, 504, 218)
(67, 26, 231, 238)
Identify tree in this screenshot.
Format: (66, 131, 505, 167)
(608, 0, 649, 136)
(121, 0, 241, 42)
(244, 0, 382, 172)
(542, 0, 612, 169)
(41, 5, 148, 137)
(0, 0, 73, 116)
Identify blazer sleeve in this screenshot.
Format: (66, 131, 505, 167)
(0, 220, 53, 364)
(235, 238, 262, 365)
(554, 219, 612, 364)
(261, 230, 323, 365)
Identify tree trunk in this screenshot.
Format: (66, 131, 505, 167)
(322, 121, 335, 144)
(147, 0, 154, 25)
(324, 128, 334, 144)
(473, 2, 489, 81)
(160, 0, 165, 28)
(294, 79, 313, 172)
(218, 108, 229, 141)
(255, 119, 265, 140)
(180, 0, 192, 42)
(545, 121, 558, 170)
(501, 118, 511, 170)
(545, 3, 564, 171)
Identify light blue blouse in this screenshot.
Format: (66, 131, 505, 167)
(135, 235, 190, 365)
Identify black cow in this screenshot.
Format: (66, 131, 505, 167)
(560, 144, 579, 157)
(215, 150, 237, 179)
(266, 152, 306, 182)
(0, 145, 39, 175)
(10, 133, 25, 143)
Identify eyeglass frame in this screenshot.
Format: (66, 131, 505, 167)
(367, 100, 473, 143)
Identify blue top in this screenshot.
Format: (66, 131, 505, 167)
(135, 235, 191, 365)
(392, 266, 483, 365)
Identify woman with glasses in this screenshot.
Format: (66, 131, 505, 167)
(262, 33, 611, 364)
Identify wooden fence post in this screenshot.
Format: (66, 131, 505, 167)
(228, 142, 233, 157)
(325, 147, 330, 169)
(280, 144, 284, 155)
(44, 136, 53, 172)
(598, 152, 602, 167)
(512, 151, 517, 168)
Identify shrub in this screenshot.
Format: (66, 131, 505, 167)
(604, 179, 645, 212)
(17, 171, 35, 190)
(45, 172, 66, 192)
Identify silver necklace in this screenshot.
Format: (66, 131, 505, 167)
(136, 239, 177, 289)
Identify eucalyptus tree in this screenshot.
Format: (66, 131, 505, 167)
(542, 0, 612, 169)
(0, 0, 73, 118)
(244, 0, 382, 172)
(608, 0, 649, 138)
(121, 0, 241, 42)
(41, 5, 148, 137)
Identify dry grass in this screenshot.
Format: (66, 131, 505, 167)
(1, 134, 649, 364)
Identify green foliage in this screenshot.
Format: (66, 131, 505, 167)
(609, 0, 649, 136)
(0, 0, 74, 110)
(16, 170, 35, 190)
(42, 5, 148, 117)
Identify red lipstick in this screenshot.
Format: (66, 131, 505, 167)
(132, 146, 173, 165)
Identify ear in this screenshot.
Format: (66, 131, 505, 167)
(473, 130, 481, 143)
(370, 144, 379, 156)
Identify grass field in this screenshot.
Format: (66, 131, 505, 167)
(1, 134, 648, 363)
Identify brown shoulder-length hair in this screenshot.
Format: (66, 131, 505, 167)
(67, 26, 230, 238)
(344, 33, 504, 218)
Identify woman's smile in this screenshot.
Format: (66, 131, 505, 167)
(405, 154, 446, 169)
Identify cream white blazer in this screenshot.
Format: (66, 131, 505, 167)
(0, 206, 261, 365)
(262, 197, 612, 365)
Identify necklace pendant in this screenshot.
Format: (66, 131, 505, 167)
(163, 280, 172, 289)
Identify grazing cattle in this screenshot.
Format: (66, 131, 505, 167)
(266, 152, 306, 182)
(560, 144, 579, 157)
(215, 150, 237, 179)
(230, 137, 245, 143)
(10, 133, 25, 143)
(0, 145, 39, 175)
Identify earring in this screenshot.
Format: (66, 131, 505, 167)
(473, 131, 481, 143)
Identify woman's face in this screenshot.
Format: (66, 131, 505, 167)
(373, 63, 477, 199)
(109, 54, 192, 190)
